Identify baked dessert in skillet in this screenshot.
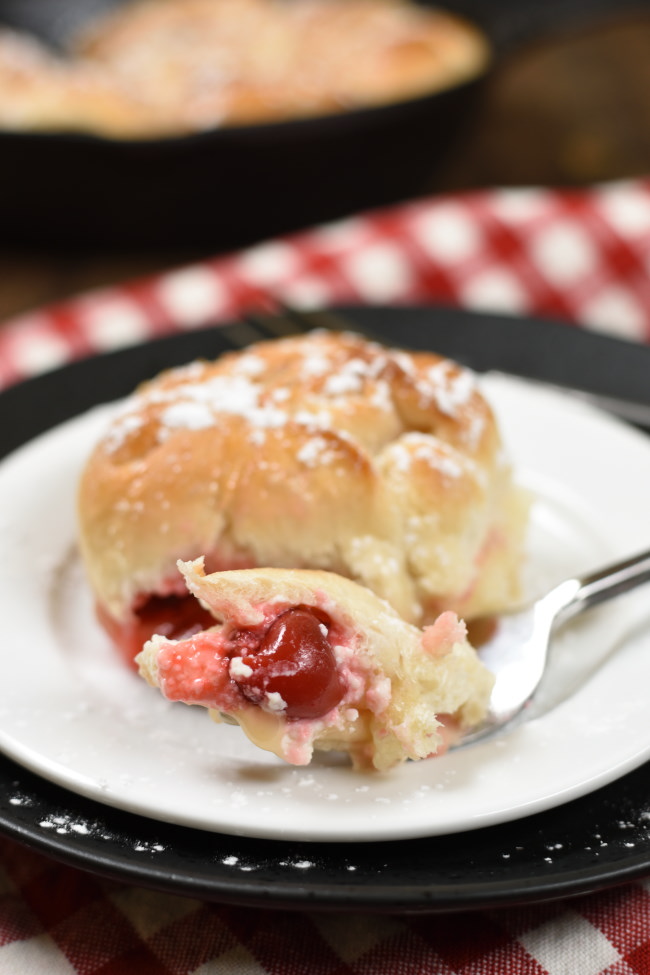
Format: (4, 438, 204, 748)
(0, 0, 489, 137)
(0, 27, 171, 137)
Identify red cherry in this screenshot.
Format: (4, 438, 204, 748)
(233, 608, 344, 719)
(97, 595, 215, 670)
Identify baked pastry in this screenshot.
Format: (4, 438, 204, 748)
(74, 0, 490, 130)
(77, 328, 528, 666)
(0, 0, 489, 137)
(0, 28, 173, 138)
(137, 560, 494, 769)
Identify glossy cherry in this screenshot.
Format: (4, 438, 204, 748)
(233, 608, 344, 719)
(98, 595, 216, 669)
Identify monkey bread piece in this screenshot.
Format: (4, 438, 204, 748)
(77, 328, 528, 665)
(136, 560, 495, 771)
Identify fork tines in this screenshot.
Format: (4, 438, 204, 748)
(240, 300, 377, 349)
(243, 303, 346, 337)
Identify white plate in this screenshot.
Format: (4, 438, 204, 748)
(0, 374, 649, 843)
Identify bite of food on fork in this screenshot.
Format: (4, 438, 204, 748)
(136, 559, 495, 770)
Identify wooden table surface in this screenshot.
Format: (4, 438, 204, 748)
(1, 9, 650, 324)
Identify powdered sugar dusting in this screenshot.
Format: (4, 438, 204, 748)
(103, 410, 145, 452)
(160, 400, 216, 434)
(232, 353, 265, 376)
(102, 332, 486, 461)
(322, 357, 368, 395)
(297, 435, 335, 467)
(300, 348, 331, 377)
(425, 361, 476, 417)
(387, 434, 469, 480)
(106, 371, 292, 451)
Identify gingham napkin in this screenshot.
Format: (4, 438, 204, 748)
(2, 178, 650, 389)
(1, 179, 650, 974)
(1, 835, 649, 974)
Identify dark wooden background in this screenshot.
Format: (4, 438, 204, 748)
(1, 8, 650, 322)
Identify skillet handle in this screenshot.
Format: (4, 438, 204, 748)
(450, 0, 650, 54)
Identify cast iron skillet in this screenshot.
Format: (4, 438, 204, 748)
(0, 0, 648, 250)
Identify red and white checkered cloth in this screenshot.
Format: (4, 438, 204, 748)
(2, 178, 650, 973)
(3, 178, 650, 388)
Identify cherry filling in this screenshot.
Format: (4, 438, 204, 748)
(97, 595, 216, 670)
(231, 608, 345, 720)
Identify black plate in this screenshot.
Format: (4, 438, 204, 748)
(2, 304, 650, 914)
(0, 0, 647, 249)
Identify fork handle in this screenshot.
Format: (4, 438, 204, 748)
(559, 548, 650, 622)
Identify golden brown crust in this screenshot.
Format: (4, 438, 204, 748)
(0, 0, 489, 137)
(77, 329, 528, 625)
(0, 28, 174, 138)
(76, 0, 489, 127)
